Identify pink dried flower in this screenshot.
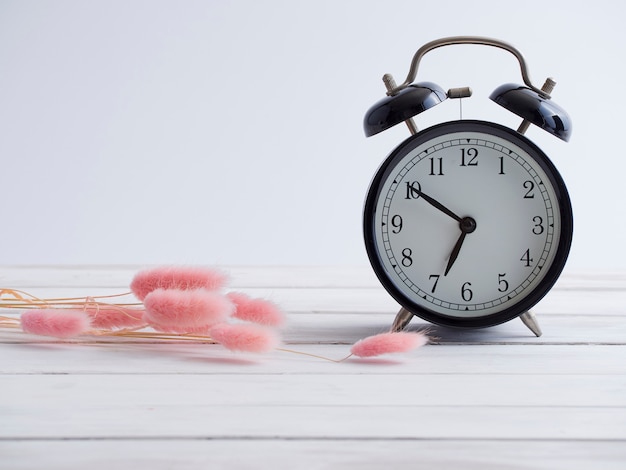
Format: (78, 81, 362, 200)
(350, 331, 428, 358)
(209, 323, 280, 353)
(143, 288, 233, 333)
(130, 266, 228, 301)
(21, 309, 91, 338)
(227, 292, 286, 327)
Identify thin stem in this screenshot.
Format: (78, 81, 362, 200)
(99, 330, 217, 342)
(0, 315, 20, 328)
(275, 347, 353, 363)
(0, 288, 142, 310)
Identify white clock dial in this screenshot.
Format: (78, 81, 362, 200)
(364, 121, 572, 327)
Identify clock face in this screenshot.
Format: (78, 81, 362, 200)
(363, 120, 573, 328)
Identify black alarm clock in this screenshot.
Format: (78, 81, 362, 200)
(362, 36, 573, 336)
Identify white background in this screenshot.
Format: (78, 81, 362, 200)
(0, 0, 622, 270)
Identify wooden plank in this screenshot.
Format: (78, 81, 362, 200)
(282, 312, 626, 345)
(2, 373, 625, 441)
(1, 343, 625, 375)
(2, 374, 625, 409)
(1, 310, 625, 345)
(1, 440, 625, 470)
(2, 400, 625, 440)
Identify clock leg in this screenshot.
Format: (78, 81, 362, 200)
(391, 307, 415, 332)
(519, 311, 542, 337)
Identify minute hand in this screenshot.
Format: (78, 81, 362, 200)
(415, 188, 462, 222)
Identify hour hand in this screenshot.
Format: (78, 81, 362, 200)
(444, 231, 467, 276)
(444, 217, 477, 276)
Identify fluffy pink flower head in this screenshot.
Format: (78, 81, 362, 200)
(130, 266, 228, 301)
(84, 306, 145, 329)
(20, 309, 91, 339)
(209, 323, 280, 353)
(226, 292, 286, 327)
(143, 288, 233, 333)
(350, 331, 428, 358)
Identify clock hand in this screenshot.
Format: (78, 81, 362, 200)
(414, 188, 462, 222)
(444, 231, 466, 276)
(444, 217, 477, 276)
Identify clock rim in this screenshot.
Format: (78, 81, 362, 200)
(363, 119, 574, 328)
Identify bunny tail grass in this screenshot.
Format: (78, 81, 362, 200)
(143, 288, 234, 332)
(209, 323, 280, 353)
(227, 292, 286, 327)
(130, 266, 228, 301)
(350, 331, 428, 358)
(20, 309, 91, 338)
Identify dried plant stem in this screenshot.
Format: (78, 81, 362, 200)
(99, 330, 217, 342)
(275, 347, 352, 363)
(0, 288, 142, 310)
(0, 315, 20, 328)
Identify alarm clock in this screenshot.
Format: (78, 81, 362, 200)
(362, 37, 573, 336)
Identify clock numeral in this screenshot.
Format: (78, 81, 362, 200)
(460, 148, 478, 166)
(429, 157, 444, 176)
(498, 273, 509, 293)
(429, 274, 440, 293)
(405, 181, 422, 199)
(401, 248, 413, 267)
(461, 282, 473, 302)
(520, 249, 533, 267)
(498, 156, 505, 175)
(523, 180, 535, 199)
(390, 215, 403, 234)
(532, 216, 544, 235)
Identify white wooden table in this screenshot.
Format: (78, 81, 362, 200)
(0, 266, 624, 469)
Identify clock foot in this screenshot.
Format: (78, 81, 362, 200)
(391, 307, 414, 332)
(519, 311, 542, 337)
